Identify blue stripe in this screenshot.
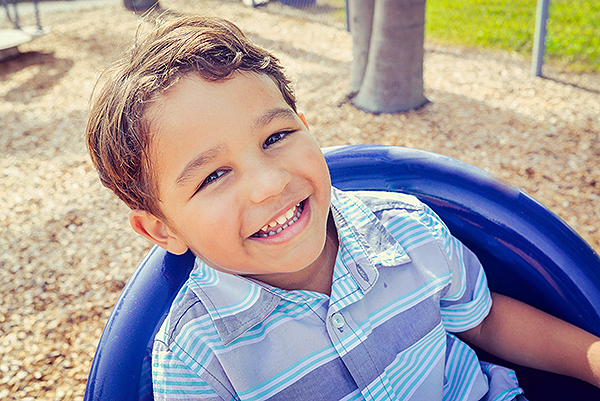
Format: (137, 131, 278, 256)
(205, 283, 261, 317)
(238, 345, 340, 399)
(443, 336, 480, 400)
(385, 324, 446, 399)
(152, 189, 500, 400)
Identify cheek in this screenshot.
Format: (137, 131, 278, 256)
(295, 145, 329, 180)
(184, 201, 240, 249)
(307, 154, 331, 194)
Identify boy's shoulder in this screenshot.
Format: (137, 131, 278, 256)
(333, 188, 424, 214)
(154, 281, 209, 348)
(332, 188, 448, 246)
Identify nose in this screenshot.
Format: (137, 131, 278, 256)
(247, 158, 292, 204)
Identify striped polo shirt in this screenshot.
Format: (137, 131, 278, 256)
(152, 188, 523, 400)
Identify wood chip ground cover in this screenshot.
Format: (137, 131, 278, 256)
(0, 0, 598, 399)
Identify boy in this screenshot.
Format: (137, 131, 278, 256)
(86, 15, 600, 400)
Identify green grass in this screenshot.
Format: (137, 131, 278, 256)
(425, 0, 600, 73)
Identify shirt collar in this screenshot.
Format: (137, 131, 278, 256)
(330, 187, 411, 294)
(186, 260, 280, 345)
(187, 187, 410, 344)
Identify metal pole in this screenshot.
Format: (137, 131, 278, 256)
(9, 0, 19, 29)
(33, 0, 42, 31)
(346, 0, 350, 31)
(531, 0, 550, 77)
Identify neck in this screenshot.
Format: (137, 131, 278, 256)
(252, 213, 339, 295)
(306, 215, 339, 295)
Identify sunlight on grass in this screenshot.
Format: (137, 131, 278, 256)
(425, 0, 599, 72)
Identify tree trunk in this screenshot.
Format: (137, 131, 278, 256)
(348, 0, 375, 93)
(349, 0, 428, 113)
(123, 0, 159, 12)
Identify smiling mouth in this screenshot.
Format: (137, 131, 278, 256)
(252, 200, 305, 238)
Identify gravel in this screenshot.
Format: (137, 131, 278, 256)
(0, 0, 598, 399)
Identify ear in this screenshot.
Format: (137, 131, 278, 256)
(128, 210, 189, 255)
(298, 111, 310, 130)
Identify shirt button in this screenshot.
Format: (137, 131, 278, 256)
(331, 312, 345, 329)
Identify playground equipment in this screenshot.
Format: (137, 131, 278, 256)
(1, 0, 46, 61)
(84, 145, 600, 401)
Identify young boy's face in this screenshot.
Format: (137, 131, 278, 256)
(137, 72, 334, 290)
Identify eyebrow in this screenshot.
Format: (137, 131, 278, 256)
(174, 108, 297, 188)
(252, 107, 297, 130)
(175, 146, 224, 188)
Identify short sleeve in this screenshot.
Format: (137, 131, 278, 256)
(418, 204, 493, 333)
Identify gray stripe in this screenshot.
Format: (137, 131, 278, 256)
(265, 354, 358, 401)
(166, 292, 209, 345)
(336, 297, 441, 390)
(212, 288, 280, 345)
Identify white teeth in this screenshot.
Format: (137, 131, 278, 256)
(284, 206, 295, 220)
(266, 205, 297, 229)
(256, 202, 303, 237)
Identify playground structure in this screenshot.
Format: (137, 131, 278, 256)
(1, 0, 47, 61)
(84, 145, 600, 401)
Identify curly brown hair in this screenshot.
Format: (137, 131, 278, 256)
(86, 15, 296, 219)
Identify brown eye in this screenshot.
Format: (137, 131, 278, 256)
(196, 169, 229, 193)
(263, 131, 292, 149)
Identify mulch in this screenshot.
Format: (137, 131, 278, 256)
(0, 0, 598, 398)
